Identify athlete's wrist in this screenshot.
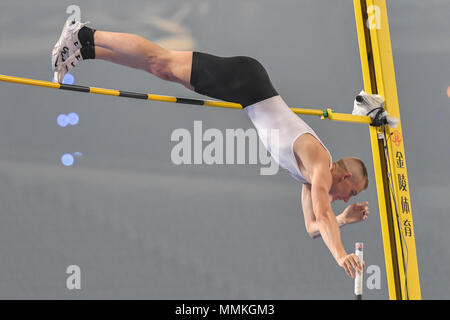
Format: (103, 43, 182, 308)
(337, 214, 347, 227)
(335, 249, 348, 262)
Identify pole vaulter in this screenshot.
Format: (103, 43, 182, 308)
(2, 16, 371, 281)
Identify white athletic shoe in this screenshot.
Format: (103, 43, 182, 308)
(53, 49, 84, 83)
(52, 18, 90, 82)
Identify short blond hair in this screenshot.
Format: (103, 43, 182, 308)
(336, 157, 369, 190)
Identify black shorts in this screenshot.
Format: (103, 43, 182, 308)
(189, 51, 279, 107)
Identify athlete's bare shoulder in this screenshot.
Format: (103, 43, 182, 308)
(293, 133, 331, 182)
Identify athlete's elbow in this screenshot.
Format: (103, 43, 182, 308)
(305, 224, 318, 239)
(307, 231, 320, 239)
(305, 226, 314, 239)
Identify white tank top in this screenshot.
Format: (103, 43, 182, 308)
(244, 95, 332, 183)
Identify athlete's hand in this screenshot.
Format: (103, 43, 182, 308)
(337, 253, 364, 278)
(340, 201, 369, 225)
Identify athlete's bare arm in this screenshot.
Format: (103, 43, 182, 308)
(301, 186, 369, 238)
(301, 184, 346, 239)
(295, 139, 362, 278)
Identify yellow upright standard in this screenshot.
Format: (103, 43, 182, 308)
(354, 0, 421, 299)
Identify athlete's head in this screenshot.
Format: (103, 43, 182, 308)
(329, 157, 368, 202)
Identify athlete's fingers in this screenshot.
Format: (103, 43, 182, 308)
(357, 204, 369, 214)
(344, 263, 352, 278)
(358, 202, 369, 212)
(354, 256, 363, 273)
(341, 259, 351, 278)
(357, 201, 368, 207)
(363, 207, 370, 219)
(347, 261, 355, 278)
(360, 210, 367, 220)
(350, 254, 362, 273)
(343, 265, 350, 277)
(349, 256, 361, 275)
(345, 259, 355, 278)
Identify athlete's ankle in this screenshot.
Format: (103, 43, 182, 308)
(78, 26, 96, 47)
(77, 26, 96, 60)
(80, 45, 95, 60)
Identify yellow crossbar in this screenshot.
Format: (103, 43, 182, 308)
(0, 74, 372, 125)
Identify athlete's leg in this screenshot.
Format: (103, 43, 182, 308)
(92, 33, 278, 106)
(54, 22, 277, 105)
(93, 31, 193, 89)
(94, 47, 148, 70)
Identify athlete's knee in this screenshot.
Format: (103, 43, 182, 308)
(144, 50, 173, 80)
(167, 51, 193, 85)
(146, 51, 192, 85)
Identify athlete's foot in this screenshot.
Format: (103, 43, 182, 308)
(52, 18, 95, 83)
(53, 49, 84, 83)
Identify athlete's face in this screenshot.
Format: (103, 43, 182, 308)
(330, 174, 366, 203)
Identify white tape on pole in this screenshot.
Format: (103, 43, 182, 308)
(354, 242, 364, 300)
